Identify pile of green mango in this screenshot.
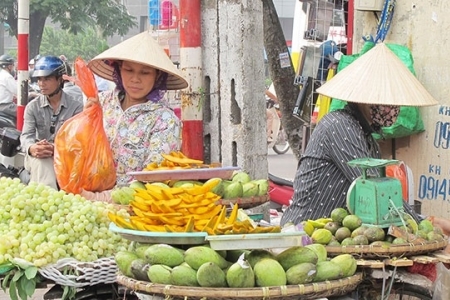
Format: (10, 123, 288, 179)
(161, 172, 269, 199)
(111, 171, 269, 205)
(304, 207, 447, 247)
(216, 171, 269, 199)
(115, 242, 357, 288)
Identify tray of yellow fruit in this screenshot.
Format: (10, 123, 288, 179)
(129, 151, 240, 182)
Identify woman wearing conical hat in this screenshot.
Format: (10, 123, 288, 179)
(81, 31, 188, 201)
(281, 43, 438, 225)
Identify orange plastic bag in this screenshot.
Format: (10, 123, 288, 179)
(73, 57, 98, 97)
(386, 163, 408, 202)
(54, 58, 116, 194)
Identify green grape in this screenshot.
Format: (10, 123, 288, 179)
(0, 178, 130, 267)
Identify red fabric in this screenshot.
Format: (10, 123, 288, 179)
(407, 262, 437, 282)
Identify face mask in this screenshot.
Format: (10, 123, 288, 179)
(370, 105, 400, 127)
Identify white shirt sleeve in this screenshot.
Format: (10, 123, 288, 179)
(6, 76, 17, 96)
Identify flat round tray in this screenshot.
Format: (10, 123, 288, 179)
(326, 239, 448, 258)
(117, 273, 363, 300)
(128, 167, 240, 182)
(217, 194, 270, 209)
(109, 223, 207, 245)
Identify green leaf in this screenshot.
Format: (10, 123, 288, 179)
(24, 266, 38, 280)
(0, 262, 15, 275)
(10, 258, 34, 270)
(8, 280, 18, 300)
(2, 272, 11, 291)
(24, 279, 36, 297)
(17, 276, 27, 300)
(12, 270, 24, 282)
(62, 285, 77, 300)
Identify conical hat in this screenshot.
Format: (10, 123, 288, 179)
(88, 31, 188, 90)
(316, 43, 438, 107)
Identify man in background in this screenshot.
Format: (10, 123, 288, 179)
(0, 54, 17, 122)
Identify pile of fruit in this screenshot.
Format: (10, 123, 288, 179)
(116, 243, 357, 287)
(302, 207, 446, 247)
(109, 179, 280, 235)
(144, 151, 220, 170)
(214, 171, 269, 199)
(111, 171, 269, 206)
(0, 177, 129, 267)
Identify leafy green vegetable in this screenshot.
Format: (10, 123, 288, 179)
(1, 260, 40, 300)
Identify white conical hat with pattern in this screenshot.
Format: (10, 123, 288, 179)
(88, 31, 188, 90)
(316, 43, 438, 107)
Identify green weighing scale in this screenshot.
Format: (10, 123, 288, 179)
(346, 158, 405, 228)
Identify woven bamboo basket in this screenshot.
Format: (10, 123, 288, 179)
(216, 194, 270, 209)
(326, 239, 448, 259)
(117, 272, 363, 300)
(39, 257, 117, 288)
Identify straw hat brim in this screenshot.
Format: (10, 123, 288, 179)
(88, 31, 188, 90)
(316, 43, 438, 107)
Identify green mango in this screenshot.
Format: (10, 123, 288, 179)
(196, 262, 227, 287)
(226, 260, 255, 288)
(223, 182, 243, 199)
(115, 251, 139, 277)
(184, 246, 229, 270)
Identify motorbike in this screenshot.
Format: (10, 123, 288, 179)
(0, 81, 42, 178)
(0, 110, 21, 168)
(267, 103, 290, 155)
(268, 172, 294, 211)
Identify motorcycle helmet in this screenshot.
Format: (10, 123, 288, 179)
(0, 54, 14, 68)
(32, 56, 66, 78)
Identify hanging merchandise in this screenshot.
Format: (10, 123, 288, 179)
(363, 0, 396, 43)
(316, 68, 335, 122)
(325, 42, 435, 139)
(320, 0, 437, 139)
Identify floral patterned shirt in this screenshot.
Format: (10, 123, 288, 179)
(99, 90, 181, 186)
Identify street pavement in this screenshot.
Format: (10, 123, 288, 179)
(267, 147, 298, 181)
(0, 149, 298, 299)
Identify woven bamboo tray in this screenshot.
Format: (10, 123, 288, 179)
(326, 239, 448, 259)
(117, 272, 363, 300)
(216, 194, 270, 209)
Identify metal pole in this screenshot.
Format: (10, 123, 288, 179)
(347, 0, 354, 55)
(179, 0, 203, 160)
(17, 0, 29, 131)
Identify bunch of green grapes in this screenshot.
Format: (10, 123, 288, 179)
(0, 177, 130, 267)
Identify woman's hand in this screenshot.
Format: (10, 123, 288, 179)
(80, 189, 112, 203)
(84, 96, 100, 110)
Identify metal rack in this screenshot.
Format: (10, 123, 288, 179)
(293, 0, 348, 126)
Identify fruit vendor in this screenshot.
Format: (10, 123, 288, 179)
(281, 101, 386, 224)
(80, 31, 188, 201)
(280, 43, 438, 226)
